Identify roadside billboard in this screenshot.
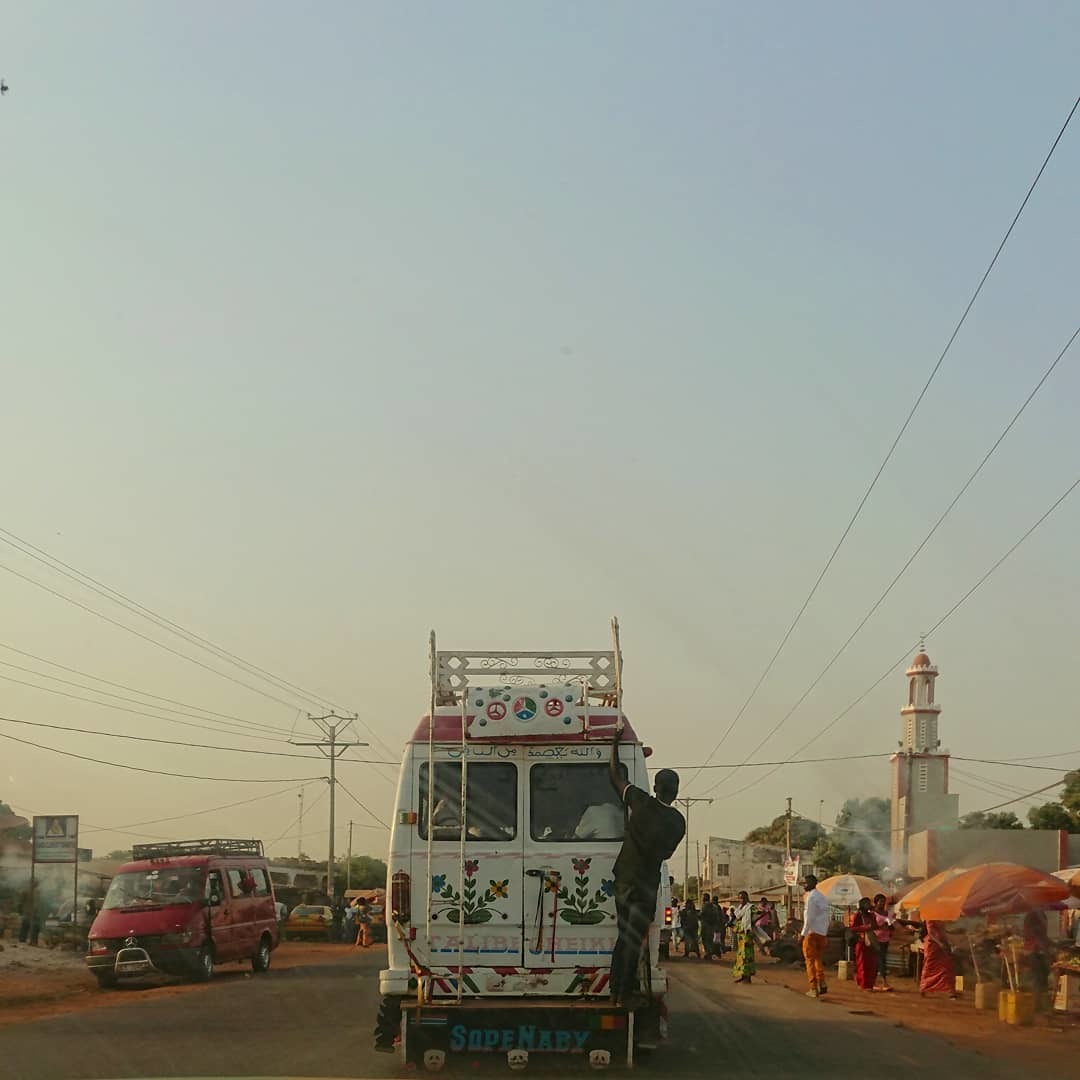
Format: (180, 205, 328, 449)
(33, 815, 79, 864)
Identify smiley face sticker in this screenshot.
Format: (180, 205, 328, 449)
(543, 697, 564, 717)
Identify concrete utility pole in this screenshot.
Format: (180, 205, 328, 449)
(291, 713, 366, 899)
(297, 790, 304, 860)
(346, 821, 354, 891)
(675, 796, 712, 901)
(785, 796, 793, 922)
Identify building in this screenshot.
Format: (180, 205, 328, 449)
(908, 827, 1080, 879)
(701, 837, 816, 897)
(889, 647, 959, 867)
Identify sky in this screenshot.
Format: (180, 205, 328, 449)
(1, 1, 1078, 874)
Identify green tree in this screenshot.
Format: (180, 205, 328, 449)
(1027, 802, 1078, 832)
(0, 800, 31, 841)
(334, 855, 387, 894)
(105, 849, 132, 860)
(745, 815, 826, 850)
(811, 837, 856, 877)
(959, 811, 1024, 830)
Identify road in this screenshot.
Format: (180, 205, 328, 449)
(0, 945, 1035, 1079)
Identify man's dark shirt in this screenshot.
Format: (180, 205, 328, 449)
(612, 785, 686, 893)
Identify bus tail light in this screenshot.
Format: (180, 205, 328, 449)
(391, 870, 411, 923)
(664, 906, 673, 927)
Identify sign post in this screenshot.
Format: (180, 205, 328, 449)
(32, 815, 79, 938)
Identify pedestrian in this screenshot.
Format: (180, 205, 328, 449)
(872, 893, 895, 991)
(731, 891, 757, 984)
(1022, 908, 1051, 1011)
(715, 902, 728, 954)
(918, 920, 957, 997)
(800, 874, 829, 999)
(342, 901, 357, 943)
(700, 894, 719, 960)
(607, 719, 686, 1008)
(754, 898, 776, 945)
(850, 897, 879, 991)
(671, 897, 683, 953)
(680, 899, 701, 958)
(354, 899, 372, 948)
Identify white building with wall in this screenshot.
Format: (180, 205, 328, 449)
(702, 837, 816, 896)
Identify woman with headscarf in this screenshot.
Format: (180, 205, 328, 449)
(731, 891, 757, 984)
(919, 920, 957, 997)
(850, 897, 879, 991)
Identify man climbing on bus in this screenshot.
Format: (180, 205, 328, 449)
(608, 718, 685, 1009)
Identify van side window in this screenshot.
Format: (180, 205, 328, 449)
(248, 867, 271, 897)
(418, 763, 517, 841)
(226, 868, 253, 897)
(530, 764, 625, 842)
(206, 870, 225, 905)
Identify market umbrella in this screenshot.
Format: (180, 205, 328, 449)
(1051, 867, 1080, 898)
(896, 866, 968, 914)
(911, 861, 1070, 922)
(816, 874, 886, 906)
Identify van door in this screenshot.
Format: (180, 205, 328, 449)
(225, 867, 257, 957)
(419, 758, 524, 970)
(205, 868, 239, 961)
(525, 760, 623, 972)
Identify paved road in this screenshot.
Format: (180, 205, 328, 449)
(0, 947, 1027, 1079)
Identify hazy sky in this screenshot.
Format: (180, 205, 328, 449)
(2, 2, 1078, 871)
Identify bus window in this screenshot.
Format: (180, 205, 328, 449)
(530, 764, 625, 842)
(418, 763, 517, 841)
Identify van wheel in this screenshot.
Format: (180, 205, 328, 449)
(252, 936, 272, 973)
(94, 970, 118, 990)
(193, 947, 215, 982)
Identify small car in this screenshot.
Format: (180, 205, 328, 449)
(284, 904, 334, 941)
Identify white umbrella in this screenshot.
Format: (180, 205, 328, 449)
(816, 874, 887, 906)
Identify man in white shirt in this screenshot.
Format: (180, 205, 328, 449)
(574, 800, 625, 840)
(800, 873, 830, 998)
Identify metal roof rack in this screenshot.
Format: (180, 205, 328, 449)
(131, 838, 264, 860)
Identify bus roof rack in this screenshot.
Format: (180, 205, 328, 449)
(131, 838, 264, 860)
(429, 617, 624, 699)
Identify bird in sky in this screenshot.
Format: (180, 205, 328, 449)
(0, 80, 9, 96)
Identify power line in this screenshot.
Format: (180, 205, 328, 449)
(687, 92, 1080, 787)
(968, 777, 1069, 815)
(0, 666, 296, 745)
(0, 724, 328, 783)
(952, 755, 1080, 772)
(672, 752, 893, 769)
(335, 777, 390, 829)
(270, 786, 327, 845)
(82, 785, 310, 835)
(0, 556, 321, 712)
(693, 322, 1080, 797)
(0, 638, 295, 735)
(0, 525, 344, 713)
(0, 713, 397, 762)
(705, 470, 1080, 803)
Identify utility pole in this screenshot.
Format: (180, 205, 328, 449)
(675, 797, 712, 901)
(291, 713, 366, 900)
(785, 796, 793, 923)
(346, 821, 354, 891)
(297, 790, 304, 860)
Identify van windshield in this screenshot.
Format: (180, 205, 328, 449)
(102, 867, 204, 910)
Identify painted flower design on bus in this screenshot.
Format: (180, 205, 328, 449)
(544, 872, 562, 894)
(486, 878, 509, 900)
(430, 861, 510, 924)
(558, 856, 616, 924)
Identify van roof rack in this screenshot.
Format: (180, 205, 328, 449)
(131, 838, 264, 860)
(430, 617, 624, 701)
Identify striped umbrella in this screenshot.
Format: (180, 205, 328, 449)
(816, 874, 886, 906)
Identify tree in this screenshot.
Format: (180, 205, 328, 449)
(811, 837, 857, 877)
(744, 815, 826, 851)
(959, 811, 1024, 830)
(105, 849, 132, 860)
(1027, 802, 1077, 832)
(0, 800, 31, 841)
(333, 855, 387, 894)
(1025, 771, 1080, 833)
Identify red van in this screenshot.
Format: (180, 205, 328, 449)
(86, 838, 279, 988)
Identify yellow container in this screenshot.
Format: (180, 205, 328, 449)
(998, 990, 1034, 1026)
(836, 960, 851, 982)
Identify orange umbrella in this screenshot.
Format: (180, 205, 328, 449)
(896, 866, 967, 914)
(911, 862, 1070, 921)
(1052, 867, 1080, 898)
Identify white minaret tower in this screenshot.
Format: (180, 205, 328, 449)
(889, 645, 959, 869)
(901, 648, 941, 752)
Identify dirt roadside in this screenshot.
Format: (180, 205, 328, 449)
(0, 939, 379, 1027)
(667, 949, 1080, 1072)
